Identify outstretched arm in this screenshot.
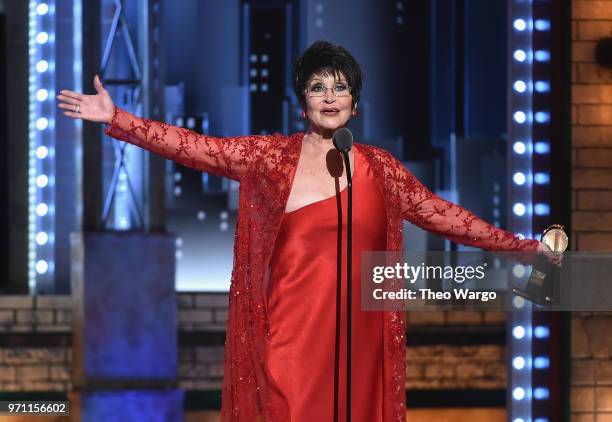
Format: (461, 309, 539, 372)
(385, 151, 540, 252)
(103, 105, 267, 180)
(57, 75, 267, 181)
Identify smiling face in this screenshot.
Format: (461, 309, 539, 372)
(303, 72, 355, 136)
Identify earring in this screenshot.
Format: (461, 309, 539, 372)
(301, 110, 306, 119)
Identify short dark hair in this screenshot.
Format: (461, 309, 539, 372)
(292, 40, 363, 109)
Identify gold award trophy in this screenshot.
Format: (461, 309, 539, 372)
(512, 224, 568, 305)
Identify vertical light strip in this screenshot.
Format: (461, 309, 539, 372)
(530, 9, 552, 421)
(28, 1, 56, 294)
(510, 292, 533, 422)
(510, 4, 553, 421)
(509, 1, 534, 421)
(73, 0, 83, 230)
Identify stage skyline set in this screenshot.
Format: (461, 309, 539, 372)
(4, 0, 609, 421)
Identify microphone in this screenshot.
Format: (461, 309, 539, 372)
(333, 127, 353, 153)
(332, 126, 354, 422)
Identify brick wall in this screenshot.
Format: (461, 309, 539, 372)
(0, 296, 72, 392)
(178, 293, 227, 391)
(571, 1, 612, 420)
(0, 295, 506, 393)
(406, 344, 505, 390)
(406, 312, 507, 390)
(572, 1, 612, 250)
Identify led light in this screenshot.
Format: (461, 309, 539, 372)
(513, 419, 525, 422)
(513, 203, 526, 216)
(36, 117, 49, 130)
(514, 111, 527, 123)
(513, 326, 526, 339)
(36, 203, 48, 216)
(535, 50, 551, 62)
(535, 19, 550, 31)
(513, 172, 526, 185)
(220, 221, 229, 231)
(535, 81, 550, 92)
(512, 387, 526, 400)
(534, 142, 550, 154)
(36, 32, 49, 44)
(514, 49, 527, 62)
(534, 356, 550, 369)
(534, 326, 550, 338)
(36, 60, 49, 73)
(534, 203, 550, 216)
(513, 19, 527, 31)
(534, 419, 550, 422)
(513, 264, 526, 277)
(534, 172, 550, 184)
(35, 260, 48, 274)
(36, 232, 49, 245)
(535, 112, 550, 123)
(36, 174, 49, 187)
(36, 89, 49, 101)
(513, 141, 526, 154)
(513, 80, 527, 93)
(513, 296, 525, 308)
(513, 356, 526, 370)
(36, 3, 49, 15)
(36, 145, 49, 159)
(533, 387, 550, 400)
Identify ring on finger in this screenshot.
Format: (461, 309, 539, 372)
(75, 104, 80, 113)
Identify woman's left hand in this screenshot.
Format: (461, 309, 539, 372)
(536, 241, 564, 266)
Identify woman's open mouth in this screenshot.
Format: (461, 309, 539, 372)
(321, 108, 340, 116)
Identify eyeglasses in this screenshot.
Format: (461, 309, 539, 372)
(305, 82, 351, 97)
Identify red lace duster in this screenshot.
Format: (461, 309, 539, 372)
(104, 106, 540, 421)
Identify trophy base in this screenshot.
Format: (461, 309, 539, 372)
(512, 287, 556, 306)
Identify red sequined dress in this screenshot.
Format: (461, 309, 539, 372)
(104, 106, 540, 421)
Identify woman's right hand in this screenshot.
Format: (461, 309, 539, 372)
(56, 74, 114, 124)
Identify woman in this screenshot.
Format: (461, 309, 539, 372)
(58, 41, 555, 421)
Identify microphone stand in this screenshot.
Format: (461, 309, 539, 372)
(340, 149, 353, 422)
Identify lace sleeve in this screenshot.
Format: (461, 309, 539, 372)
(385, 151, 539, 252)
(103, 106, 268, 181)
